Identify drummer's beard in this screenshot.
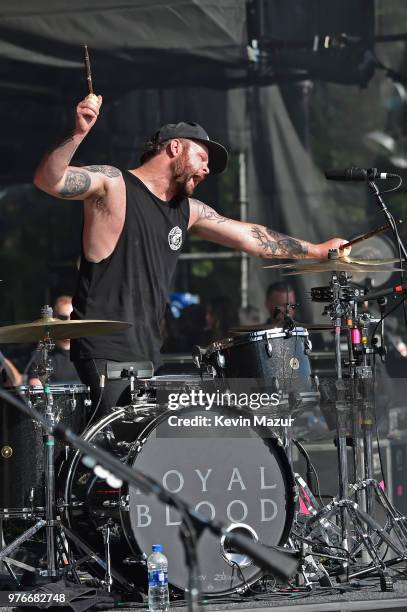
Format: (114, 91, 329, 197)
(172, 149, 204, 197)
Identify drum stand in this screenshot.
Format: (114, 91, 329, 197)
(0, 321, 64, 581)
(304, 264, 407, 584)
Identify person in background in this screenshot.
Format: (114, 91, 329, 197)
(239, 304, 261, 327)
(0, 357, 22, 387)
(29, 295, 79, 385)
(265, 281, 297, 328)
(203, 296, 239, 344)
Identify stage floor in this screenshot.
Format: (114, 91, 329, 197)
(100, 583, 407, 612)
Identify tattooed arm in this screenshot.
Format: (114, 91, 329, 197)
(34, 95, 121, 200)
(188, 199, 348, 259)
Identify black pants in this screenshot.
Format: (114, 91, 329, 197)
(73, 358, 131, 426)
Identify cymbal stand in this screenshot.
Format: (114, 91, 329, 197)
(348, 310, 407, 560)
(0, 307, 63, 580)
(305, 265, 407, 582)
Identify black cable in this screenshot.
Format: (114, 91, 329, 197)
(293, 439, 324, 505)
(373, 176, 403, 195)
(386, 207, 407, 332)
(371, 297, 406, 343)
(82, 379, 105, 433)
(291, 531, 351, 559)
(367, 178, 407, 333)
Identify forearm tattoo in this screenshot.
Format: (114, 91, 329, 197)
(59, 170, 91, 198)
(54, 135, 79, 164)
(251, 226, 308, 258)
(195, 201, 226, 224)
(83, 165, 121, 178)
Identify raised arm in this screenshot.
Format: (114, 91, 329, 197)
(33, 94, 121, 200)
(188, 199, 348, 259)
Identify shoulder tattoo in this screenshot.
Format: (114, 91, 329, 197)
(83, 165, 121, 178)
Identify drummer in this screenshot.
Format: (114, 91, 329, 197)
(265, 281, 297, 328)
(33, 93, 349, 417)
(28, 295, 80, 385)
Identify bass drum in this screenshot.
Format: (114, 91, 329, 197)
(59, 404, 295, 596)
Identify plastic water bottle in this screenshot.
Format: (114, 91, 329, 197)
(147, 544, 169, 612)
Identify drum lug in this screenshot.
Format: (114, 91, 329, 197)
(304, 338, 313, 355)
(123, 554, 147, 566)
(265, 339, 273, 358)
(216, 353, 226, 369)
(120, 495, 129, 511)
(102, 500, 120, 508)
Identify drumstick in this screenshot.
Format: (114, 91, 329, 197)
(83, 44, 97, 100)
(339, 218, 404, 251)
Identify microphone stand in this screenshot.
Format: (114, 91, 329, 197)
(0, 387, 298, 612)
(367, 180, 407, 261)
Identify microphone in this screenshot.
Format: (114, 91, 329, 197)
(325, 167, 398, 181)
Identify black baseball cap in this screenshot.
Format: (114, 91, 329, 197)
(152, 121, 228, 174)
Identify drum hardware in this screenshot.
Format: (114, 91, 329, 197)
(105, 361, 154, 403)
(0, 308, 134, 584)
(296, 262, 407, 579)
(97, 518, 116, 592)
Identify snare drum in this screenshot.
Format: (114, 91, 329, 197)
(59, 404, 295, 595)
(0, 383, 90, 511)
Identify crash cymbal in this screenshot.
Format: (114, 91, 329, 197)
(0, 318, 132, 343)
(264, 256, 403, 275)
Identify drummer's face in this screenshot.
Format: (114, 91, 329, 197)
(266, 289, 296, 326)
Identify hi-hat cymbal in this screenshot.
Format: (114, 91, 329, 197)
(264, 256, 403, 275)
(0, 318, 132, 343)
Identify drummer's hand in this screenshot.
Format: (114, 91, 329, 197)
(317, 238, 351, 259)
(75, 94, 102, 137)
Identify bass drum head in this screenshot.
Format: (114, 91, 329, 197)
(123, 405, 295, 595)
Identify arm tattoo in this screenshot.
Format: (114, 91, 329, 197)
(59, 170, 91, 198)
(195, 201, 226, 224)
(47, 135, 79, 165)
(55, 136, 74, 149)
(83, 165, 121, 178)
(251, 226, 308, 258)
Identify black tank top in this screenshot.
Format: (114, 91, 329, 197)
(71, 171, 189, 366)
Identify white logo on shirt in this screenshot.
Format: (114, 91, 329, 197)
(168, 226, 183, 251)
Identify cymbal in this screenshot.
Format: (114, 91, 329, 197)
(230, 322, 341, 333)
(264, 256, 403, 275)
(0, 318, 132, 343)
(297, 322, 340, 331)
(230, 324, 278, 333)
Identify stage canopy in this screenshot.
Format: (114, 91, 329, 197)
(0, 0, 249, 100)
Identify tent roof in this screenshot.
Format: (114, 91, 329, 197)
(0, 0, 248, 99)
